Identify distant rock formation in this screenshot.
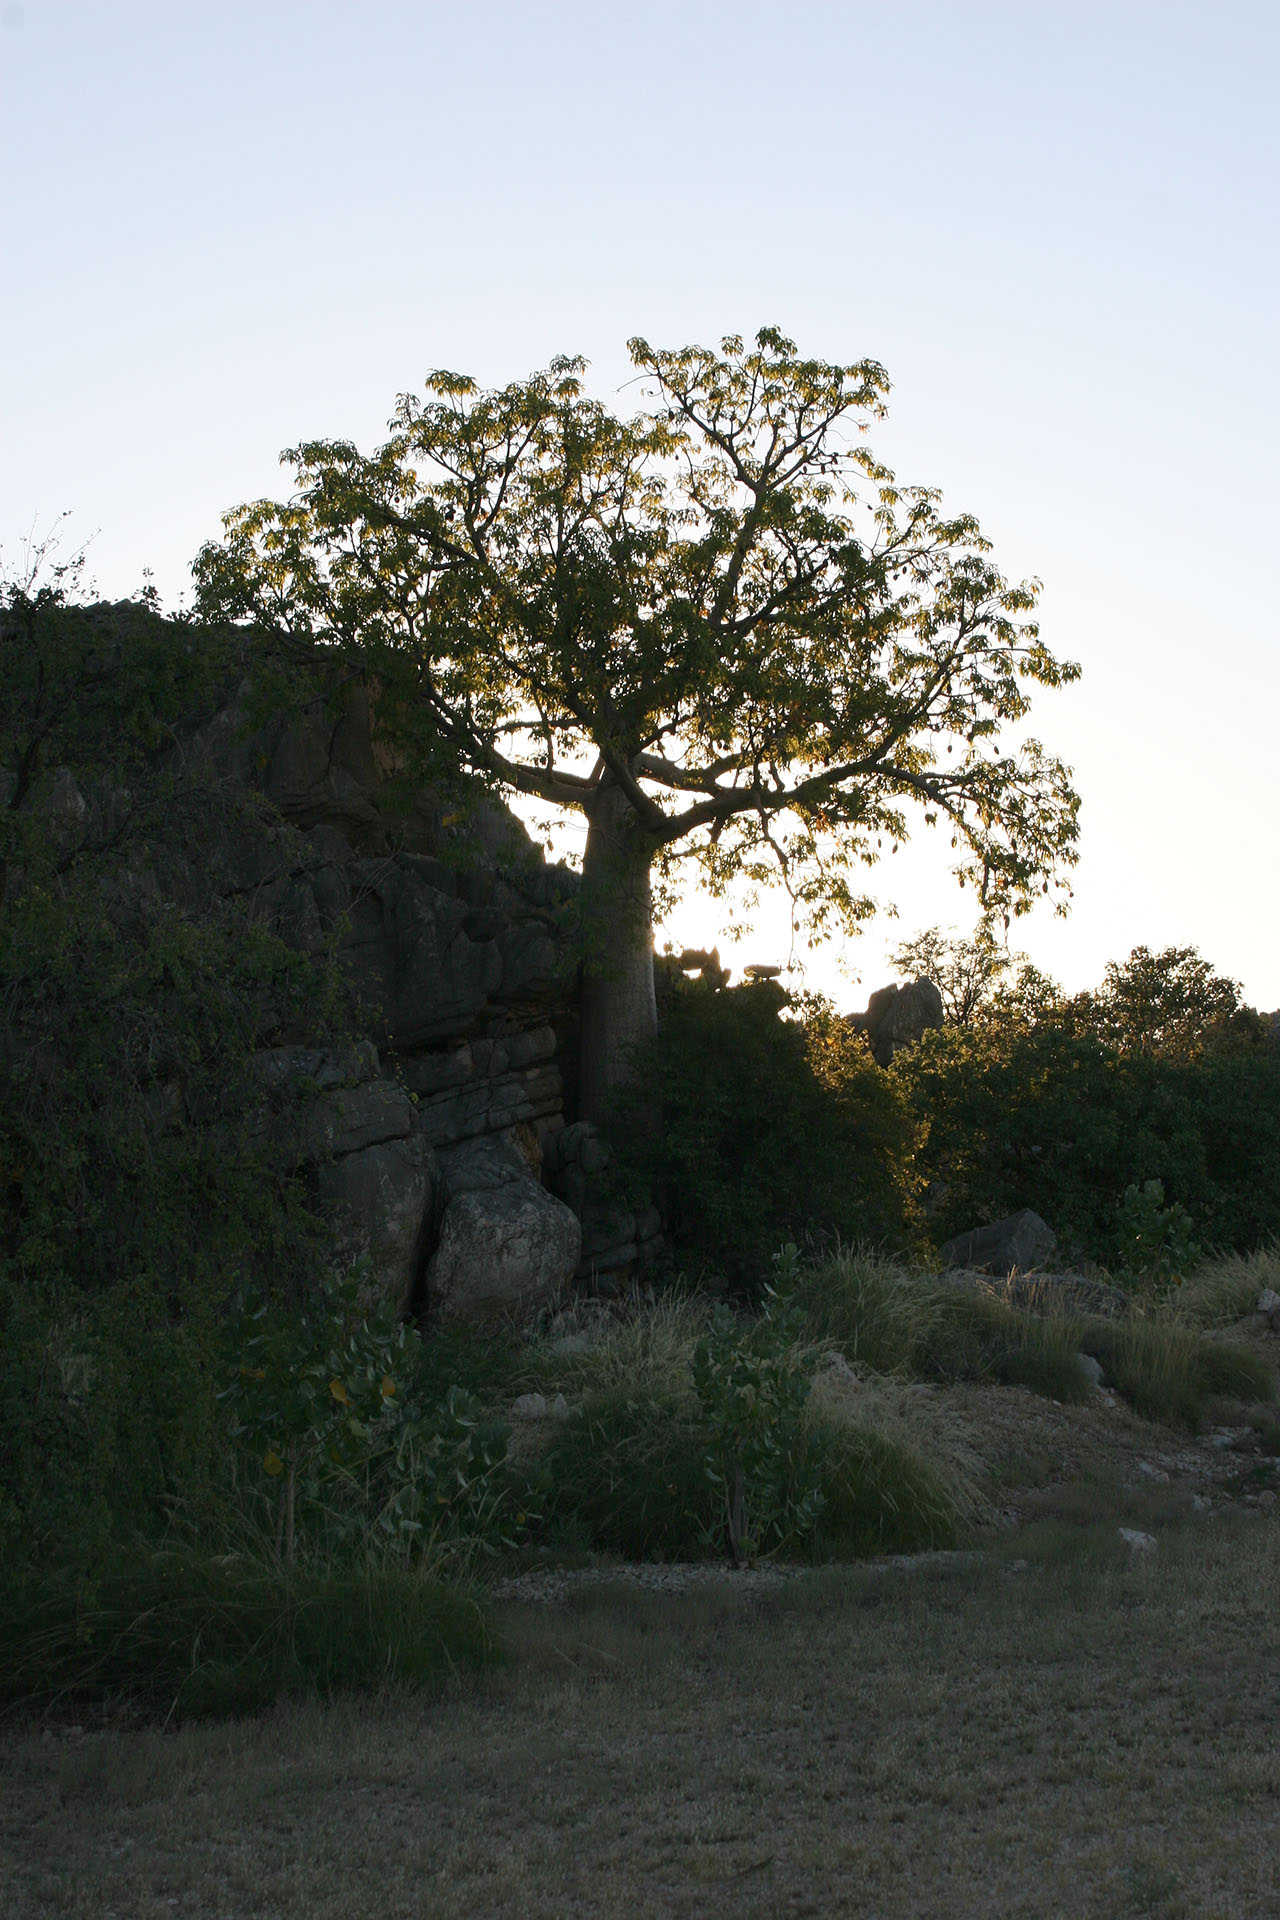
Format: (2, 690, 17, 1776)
(848, 976, 945, 1066)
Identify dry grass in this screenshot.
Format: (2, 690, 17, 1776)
(1177, 1243, 1280, 1328)
(4, 1512, 1278, 1919)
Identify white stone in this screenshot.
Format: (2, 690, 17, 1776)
(510, 1393, 549, 1419)
(1118, 1528, 1157, 1552)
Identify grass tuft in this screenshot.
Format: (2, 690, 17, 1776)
(789, 1247, 1093, 1400)
(0, 1549, 496, 1723)
(537, 1388, 714, 1562)
(1176, 1243, 1280, 1329)
(803, 1422, 961, 1559)
(1078, 1318, 1275, 1426)
(534, 1374, 970, 1566)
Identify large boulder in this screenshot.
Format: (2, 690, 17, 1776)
(849, 976, 945, 1066)
(425, 1133, 581, 1322)
(313, 1134, 436, 1313)
(938, 1208, 1058, 1276)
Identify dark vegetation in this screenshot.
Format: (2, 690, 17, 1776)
(1, 578, 1276, 1723)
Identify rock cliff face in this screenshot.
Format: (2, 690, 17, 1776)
(178, 672, 653, 1322)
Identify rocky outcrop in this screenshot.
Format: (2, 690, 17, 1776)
(938, 1267, 1134, 1320)
(164, 669, 595, 1322)
(399, 1026, 564, 1149)
(849, 976, 944, 1066)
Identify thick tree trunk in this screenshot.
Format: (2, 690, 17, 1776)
(577, 781, 658, 1126)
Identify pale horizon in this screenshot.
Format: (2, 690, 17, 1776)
(4, 0, 1277, 1010)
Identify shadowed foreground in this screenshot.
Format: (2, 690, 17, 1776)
(4, 1514, 1278, 1920)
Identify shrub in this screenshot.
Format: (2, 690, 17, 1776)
(608, 980, 923, 1290)
(538, 1388, 715, 1561)
(222, 1270, 535, 1570)
(0, 594, 361, 1569)
(892, 1018, 1280, 1264)
(691, 1251, 828, 1562)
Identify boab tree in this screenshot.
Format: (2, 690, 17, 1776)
(194, 329, 1081, 1120)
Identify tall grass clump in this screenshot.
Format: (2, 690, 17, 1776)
(531, 1267, 971, 1566)
(0, 1549, 496, 1723)
(1077, 1318, 1275, 1427)
(519, 1289, 715, 1401)
(789, 1248, 1092, 1401)
(537, 1387, 716, 1562)
(803, 1424, 961, 1560)
(1176, 1244, 1280, 1329)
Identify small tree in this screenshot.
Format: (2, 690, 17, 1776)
(194, 329, 1081, 1119)
(888, 920, 1023, 1026)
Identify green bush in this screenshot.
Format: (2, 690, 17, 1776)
(691, 1252, 829, 1562)
(608, 980, 924, 1289)
(223, 1270, 532, 1569)
(0, 592, 362, 1569)
(539, 1388, 716, 1561)
(892, 1018, 1280, 1264)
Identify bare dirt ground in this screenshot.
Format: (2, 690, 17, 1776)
(4, 1331, 1279, 1920)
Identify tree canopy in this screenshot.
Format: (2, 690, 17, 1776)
(194, 328, 1082, 1116)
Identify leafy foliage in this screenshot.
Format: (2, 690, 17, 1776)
(223, 1271, 530, 1566)
(193, 330, 1080, 924)
(1078, 946, 1265, 1060)
(1112, 1180, 1201, 1302)
(892, 1011, 1280, 1264)
(888, 919, 1023, 1025)
(691, 1249, 828, 1563)
(607, 978, 924, 1288)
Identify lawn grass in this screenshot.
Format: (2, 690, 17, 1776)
(6, 1513, 1278, 1918)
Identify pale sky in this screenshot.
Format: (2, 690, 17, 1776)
(3, 0, 1277, 1010)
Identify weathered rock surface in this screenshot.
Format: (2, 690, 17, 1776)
(313, 1135, 436, 1313)
(400, 1025, 563, 1148)
(251, 1042, 436, 1312)
(939, 1208, 1058, 1276)
(849, 976, 945, 1066)
(166, 671, 593, 1317)
(426, 1133, 582, 1322)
